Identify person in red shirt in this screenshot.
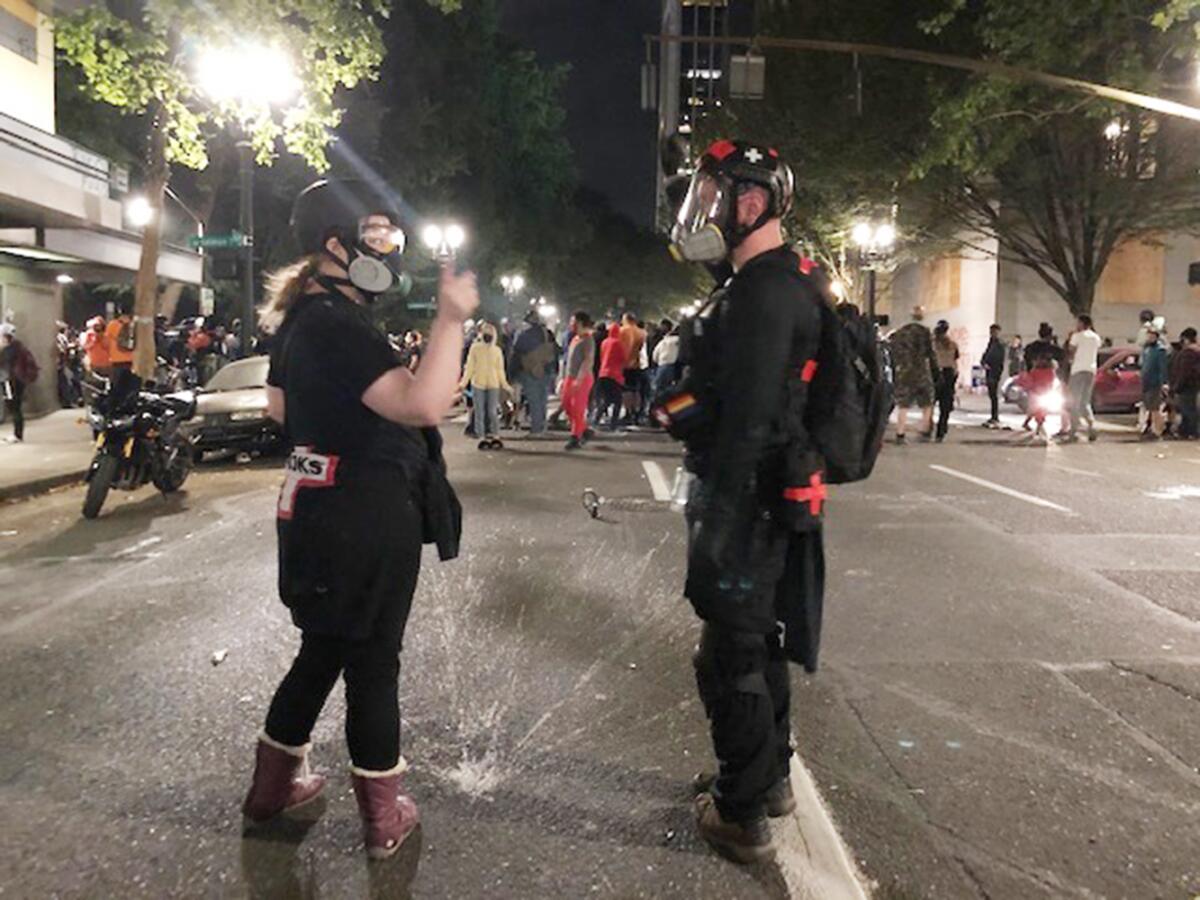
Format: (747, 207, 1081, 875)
(595, 320, 627, 430)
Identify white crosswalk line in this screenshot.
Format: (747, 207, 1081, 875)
(641, 460, 672, 501)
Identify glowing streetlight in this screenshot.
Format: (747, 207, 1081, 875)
(850, 219, 899, 322)
(1104, 119, 1123, 141)
(422, 221, 466, 261)
(125, 196, 155, 228)
(500, 273, 526, 294)
(193, 43, 300, 362)
(56, 273, 74, 285)
(196, 44, 299, 109)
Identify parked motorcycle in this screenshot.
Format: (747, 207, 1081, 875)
(82, 377, 197, 519)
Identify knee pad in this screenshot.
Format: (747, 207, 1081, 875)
(693, 626, 770, 717)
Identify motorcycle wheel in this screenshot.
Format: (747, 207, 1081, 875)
(153, 439, 193, 493)
(82, 455, 118, 520)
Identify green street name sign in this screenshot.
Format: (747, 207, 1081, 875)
(187, 231, 250, 250)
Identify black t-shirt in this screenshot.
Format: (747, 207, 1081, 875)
(267, 292, 426, 466)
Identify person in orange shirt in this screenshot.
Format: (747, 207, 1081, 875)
(81, 316, 110, 374)
(104, 304, 135, 371)
(618, 312, 647, 425)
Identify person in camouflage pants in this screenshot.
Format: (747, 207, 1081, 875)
(887, 306, 937, 444)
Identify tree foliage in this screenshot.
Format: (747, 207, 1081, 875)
(55, 0, 392, 172)
(354, 0, 691, 321)
(54, 0, 399, 373)
(699, 0, 949, 297)
(916, 0, 1200, 314)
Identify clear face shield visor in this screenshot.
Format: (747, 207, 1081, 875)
(669, 171, 734, 263)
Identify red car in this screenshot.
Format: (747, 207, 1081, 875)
(1002, 346, 1142, 413)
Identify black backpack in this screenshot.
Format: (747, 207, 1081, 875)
(783, 261, 893, 485)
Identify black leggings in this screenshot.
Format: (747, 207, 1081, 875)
(265, 622, 406, 771)
(6, 378, 24, 441)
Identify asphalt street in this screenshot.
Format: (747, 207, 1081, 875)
(0, 415, 1198, 898)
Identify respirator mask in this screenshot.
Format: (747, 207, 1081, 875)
(669, 171, 734, 264)
(318, 220, 407, 303)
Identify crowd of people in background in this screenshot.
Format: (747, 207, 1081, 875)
(447, 303, 683, 451)
(888, 305, 1200, 444)
(7, 294, 1199, 450)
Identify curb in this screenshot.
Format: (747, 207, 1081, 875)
(0, 470, 88, 504)
(772, 739, 872, 899)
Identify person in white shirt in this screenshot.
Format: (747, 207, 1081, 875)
(651, 325, 681, 400)
(1065, 314, 1102, 442)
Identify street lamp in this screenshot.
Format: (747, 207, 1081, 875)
(500, 273, 526, 319)
(125, 196, 155, 228)
(421, 221, 467, 262)
(196, 42, 299, 358)
(851, 220, 898, 322)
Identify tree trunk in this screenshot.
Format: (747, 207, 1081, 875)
(133, 103, 169, 380)
(1067, 279, 1096, 318)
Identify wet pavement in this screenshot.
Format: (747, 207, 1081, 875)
(0, 421, 1198, 897)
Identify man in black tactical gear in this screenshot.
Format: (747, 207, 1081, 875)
(662, 140, 827, 864)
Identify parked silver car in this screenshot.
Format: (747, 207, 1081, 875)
(181, 356, 283, 457)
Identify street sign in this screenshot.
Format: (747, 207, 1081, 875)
(188, 231, 250, 250)
(199, 286, 215, 316)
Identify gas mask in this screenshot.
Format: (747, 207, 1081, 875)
(318, 220, 407, 303)
(669, 171, 733, 264)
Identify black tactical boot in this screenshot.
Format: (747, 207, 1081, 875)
(694, 792, 775, 864)
(693, 771, 796, 818)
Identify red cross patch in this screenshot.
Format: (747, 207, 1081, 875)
(783, 472, 828, 516)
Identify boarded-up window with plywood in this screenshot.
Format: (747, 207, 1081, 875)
(919, 256, 961, 311)
(1097, 239, 1164, 306)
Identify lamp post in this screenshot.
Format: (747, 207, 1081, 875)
(500, 273, 525, 318)
(851, 220, 896, 323)
(421, 221, 467, 264)
(196, 43, 299, 357)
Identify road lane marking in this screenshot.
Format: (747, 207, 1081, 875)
(641, 460, 672, 502)
(929, 464, 1075, 514)
(114, 536, 163, 557)
(1052, 464, 1101, 478)
(775, 733, 870, 899)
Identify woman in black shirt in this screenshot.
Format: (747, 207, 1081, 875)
(241, 180, 477, 860)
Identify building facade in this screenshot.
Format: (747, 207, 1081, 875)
(887, 235, 1200, 381)
(0, 0, 201, 415)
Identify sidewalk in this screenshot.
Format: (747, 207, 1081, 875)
(0, 409, 93, 502)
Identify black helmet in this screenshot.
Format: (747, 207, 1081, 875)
(291, 179, 404, 256)
(670, 139, 795, 263)
(698, 139, 794, 219)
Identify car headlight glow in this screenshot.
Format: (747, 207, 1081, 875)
(1040, 387, 1064, 414)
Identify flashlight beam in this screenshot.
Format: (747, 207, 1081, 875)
(646, 33, 1200, 124)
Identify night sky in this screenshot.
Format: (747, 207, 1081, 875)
(500, 1, 660, 228)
